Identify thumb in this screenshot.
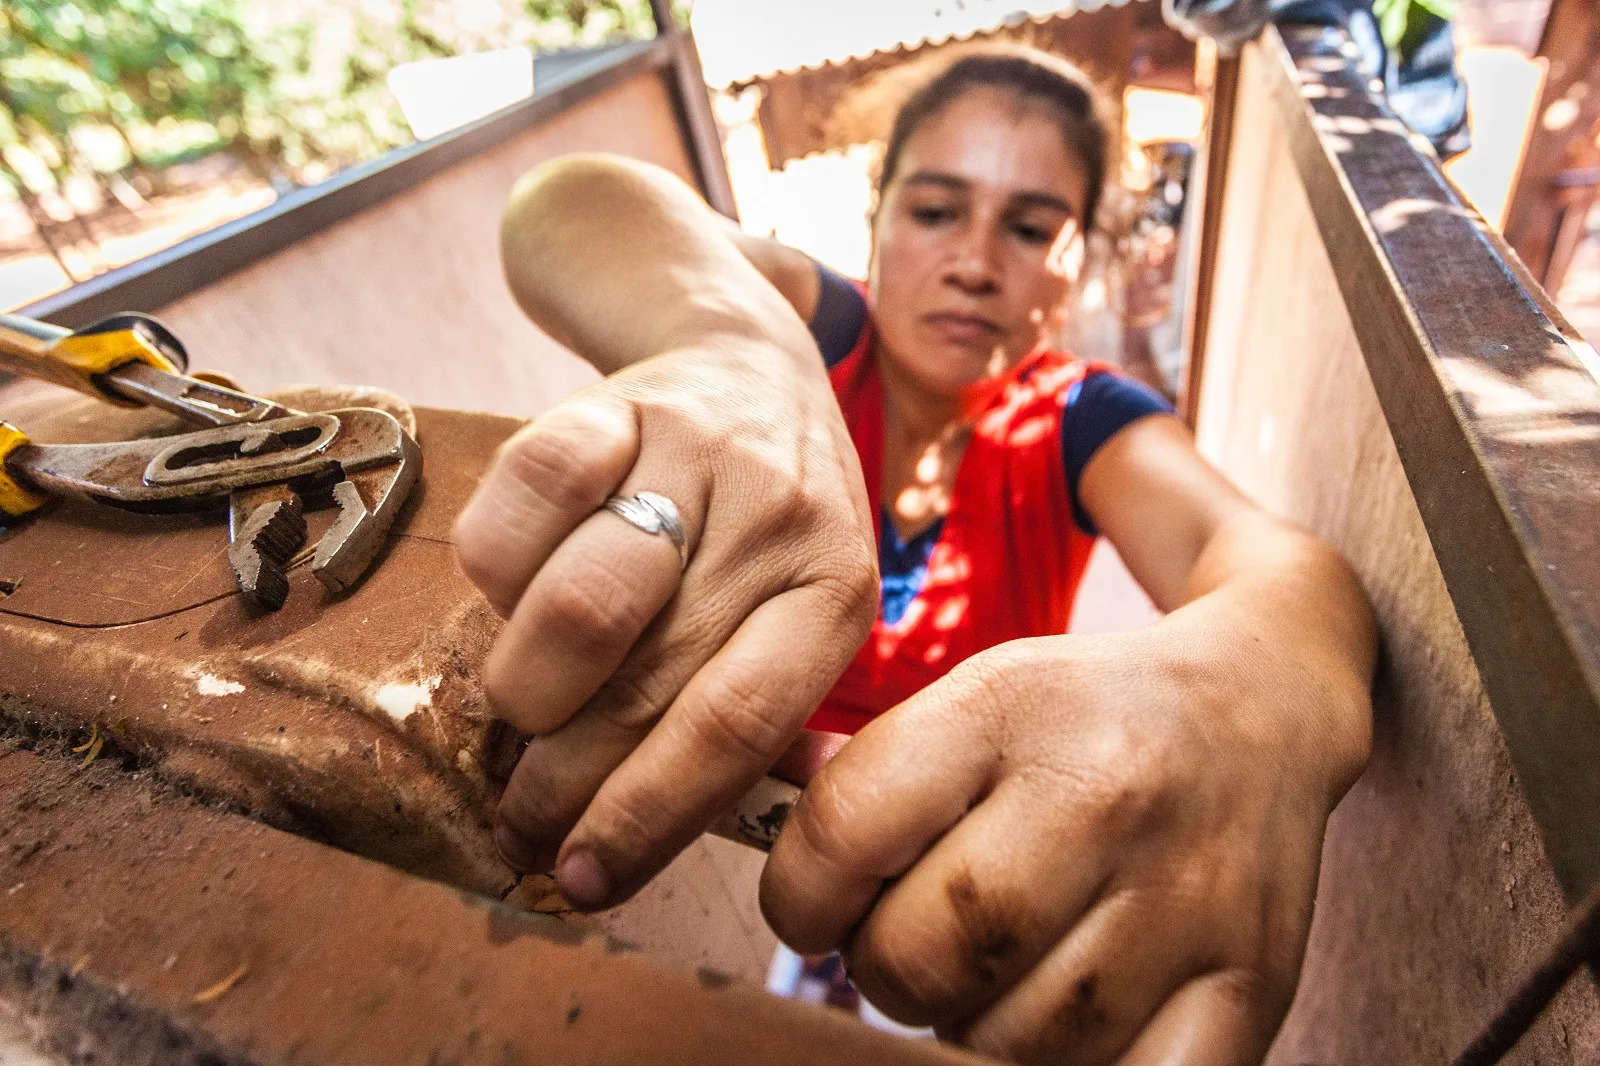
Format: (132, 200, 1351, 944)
(771, 729, 851, 786)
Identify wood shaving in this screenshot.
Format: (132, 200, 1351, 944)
(192, 964, 248, 1004)
(79, 734, 104, 768)
(70, 724, 98, 754)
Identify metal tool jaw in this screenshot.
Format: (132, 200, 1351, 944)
(1, 310, 421, 610)
(4, 408, 421, 610)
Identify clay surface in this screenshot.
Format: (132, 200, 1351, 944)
(0, 381, 786, 983)
(0, 744, 981, 1065)
(1195, 43, 1600, 1062)
(0, 385, 518, 894)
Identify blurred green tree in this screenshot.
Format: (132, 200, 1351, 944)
(0, 0, 670, 280)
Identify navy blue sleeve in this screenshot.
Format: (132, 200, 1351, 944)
(807, 260, 868, 368)
(1062, 371, 1175, 535)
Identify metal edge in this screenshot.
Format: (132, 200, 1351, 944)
(22, 36, 674, 330)
(1259, 22, 1600, 900)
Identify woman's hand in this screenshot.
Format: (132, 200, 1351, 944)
(456, 336, 876, 908)
(454, 155, 877, 909)
(761, 588, 1373, 1065)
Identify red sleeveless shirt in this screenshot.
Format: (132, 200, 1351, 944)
(806, 331, 1104, 736)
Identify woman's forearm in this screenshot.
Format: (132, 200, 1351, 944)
(1162, 510, 1377, 788)
(499, 154, 819, 377)
(1085, 418, 1375, 777)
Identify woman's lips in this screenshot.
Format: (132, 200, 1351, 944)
(924, 313, 1000, 345)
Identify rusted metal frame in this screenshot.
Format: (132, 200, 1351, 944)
(1503, 0, 1600, 290)
(1177, 46, 1240, 426)
(1261, 22, 1600, 903)
(22, 37, 674, 331)
(650, 0, 738, 219)
(0, 745, 979, 1065)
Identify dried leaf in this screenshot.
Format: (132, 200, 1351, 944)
(192, 965, 247, 1004)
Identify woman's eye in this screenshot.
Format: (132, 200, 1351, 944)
(910, 205, 955, 225)
(1011, 222, 1055, 245)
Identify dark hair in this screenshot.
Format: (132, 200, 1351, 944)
(878, 47, 1110, 235)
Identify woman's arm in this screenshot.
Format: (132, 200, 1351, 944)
(761, 417, 1375, 1065)
(498, 153, 821, 368)
(456, 155, 877, 909)
(1085, 413, 1376, 721)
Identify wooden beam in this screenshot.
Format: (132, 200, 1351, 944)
(1503, 0, 1600, 289)
(1264, 22, 1600, 902)
(1177, 44, 1239, 426)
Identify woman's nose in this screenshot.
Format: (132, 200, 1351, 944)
(943, 227, 1000, 294)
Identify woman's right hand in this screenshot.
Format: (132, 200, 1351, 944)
(454, 325, 878, 910)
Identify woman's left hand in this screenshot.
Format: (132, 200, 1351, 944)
(760, 597, 1372, 1066)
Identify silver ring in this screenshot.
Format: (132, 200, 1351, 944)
(600, 491, 688, 570)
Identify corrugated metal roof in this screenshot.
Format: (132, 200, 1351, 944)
(691, 0, 1134, 89)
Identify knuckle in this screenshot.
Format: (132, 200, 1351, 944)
(540, 557, 651, 653)
(789, 774, 860, 872)
(850, 924, 965, 1024)
(1080, 764, 1166, 837)
(684, 665, 790, 764)
(500, 768, 577, 843)
(927, 651, 1014, 726)
(1212, 966, 1274, 1011)
(591, 669, 674, 734)
(814, 553, 880, 628)
(581, 789, 664, 869)
(940, 865, 1024, 988)
(498, 413, 620, 515)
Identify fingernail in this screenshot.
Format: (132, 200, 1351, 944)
(556, 848, 611, 910)
(494, 821, 540, 874)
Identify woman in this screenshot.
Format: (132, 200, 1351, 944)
(454, 48, 1376, 1066)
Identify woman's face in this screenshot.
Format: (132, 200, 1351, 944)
(869, 86, 1090, 398)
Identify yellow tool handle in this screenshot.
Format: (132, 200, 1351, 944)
(0, 312, 181, 403)
(0, 421, 46, 518)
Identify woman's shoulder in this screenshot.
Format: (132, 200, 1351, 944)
(808, 261, 871, 369)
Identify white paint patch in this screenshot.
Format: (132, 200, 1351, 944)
(189, 671, 245, 697)
(375, 676, 441, 723)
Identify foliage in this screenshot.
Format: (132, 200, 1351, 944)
(0, 0, 673, 263)
(1370, 0, 1461, 55)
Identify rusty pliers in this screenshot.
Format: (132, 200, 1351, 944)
(0, 312, 420, 610)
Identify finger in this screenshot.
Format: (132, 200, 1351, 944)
(492, 537, 784, 876)
(483, 473, 702, 735)
(770, 729, 850, 787)
(955, 888, 1208, 1066)
(760, 662, 1005, 955)
(1113, 969, 1278, 1066)
(493, 674, 640, 876)
(556, 581, 869, 907)
(453, 394, 638, 617)
(840, 775, 1119, 1028)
